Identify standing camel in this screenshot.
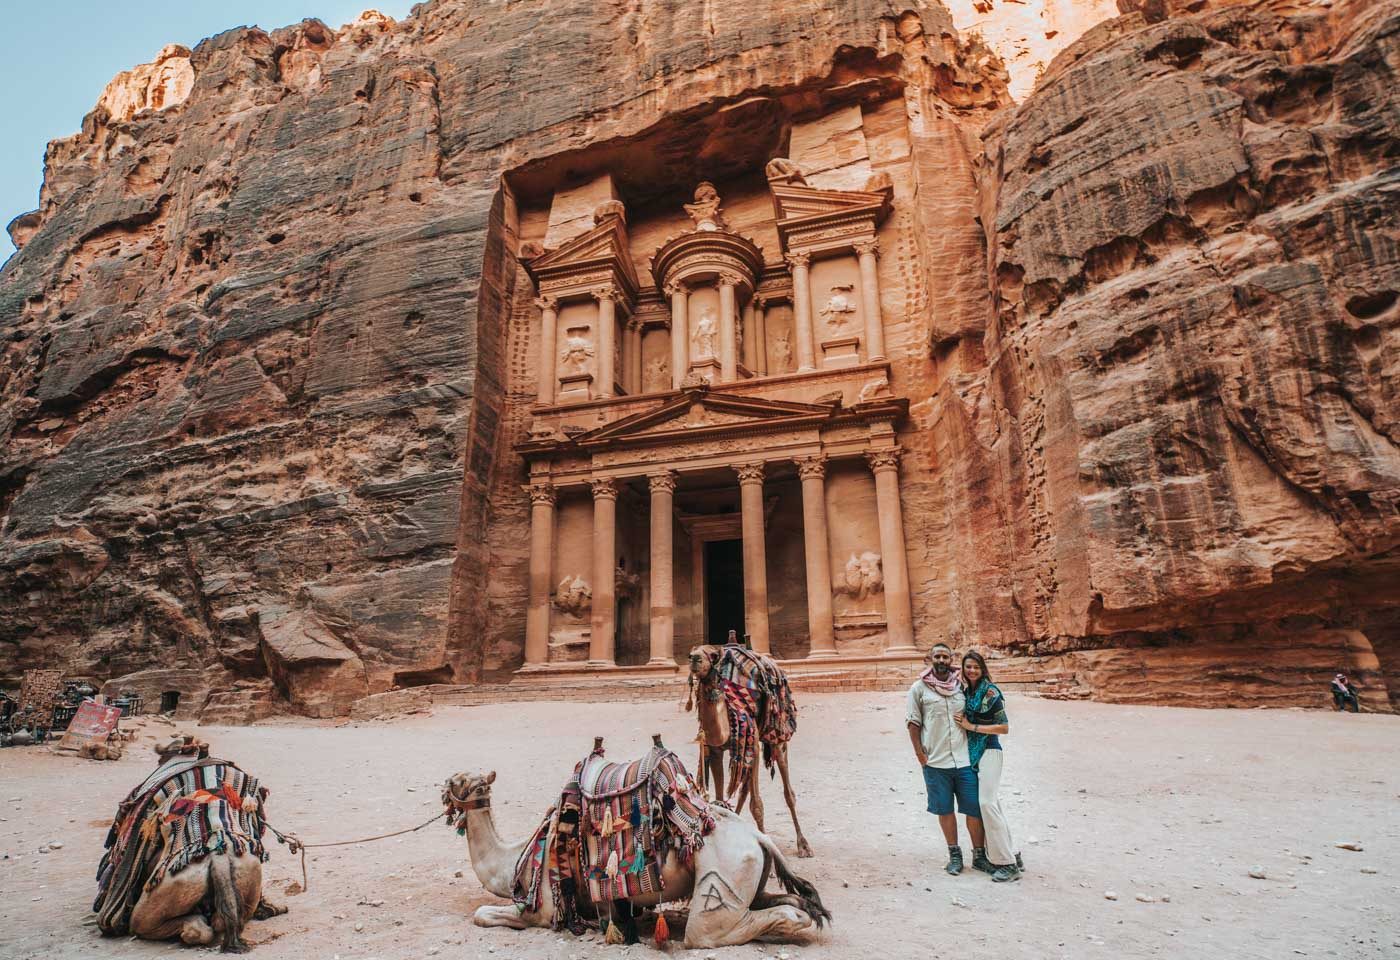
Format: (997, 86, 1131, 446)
(442, 749, 828, 947)
(686, 644, 813, 858)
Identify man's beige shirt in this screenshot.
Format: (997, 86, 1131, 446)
(906, 679, 971, 769)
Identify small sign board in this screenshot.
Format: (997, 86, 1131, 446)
(56, 701, 122, 752)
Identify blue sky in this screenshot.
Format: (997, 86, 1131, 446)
(0, 1, 415, 265)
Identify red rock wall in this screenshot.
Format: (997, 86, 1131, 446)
(2, 0, 1395, 714)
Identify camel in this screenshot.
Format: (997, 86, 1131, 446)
(94, 735, 286, 952)
(442, 751, 829, 947)
(687, 644, 813, 858)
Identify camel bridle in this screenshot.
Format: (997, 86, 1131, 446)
(446, 780, 492, 812)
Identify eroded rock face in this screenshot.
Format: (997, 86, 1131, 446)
(1, 0, 1395, 715)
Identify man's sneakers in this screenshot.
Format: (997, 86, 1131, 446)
(972, 847, 994, 874)
(945, 845, 964, 875)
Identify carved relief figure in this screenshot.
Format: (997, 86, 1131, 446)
(560, 328, 594, 372)
(819, 283, 857, 329)
(553, 575, 592, 617)
(772, 332, 792, 373)
(684, 181, 727, 232)
(837, 552, 884, 601)
(645, 355, 669, 391)
(693, 306, 719, 358)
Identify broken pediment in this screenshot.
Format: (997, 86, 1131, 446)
(768, 177, 893, 257)
(523, 212, 640, 304)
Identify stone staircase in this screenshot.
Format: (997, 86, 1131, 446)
(199, 680, 283, 725)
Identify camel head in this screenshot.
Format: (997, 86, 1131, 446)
(688, 644, 723, 683)
(154, 734, 209, 766)
(442, 770, 496, 828)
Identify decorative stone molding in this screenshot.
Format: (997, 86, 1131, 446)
(795, 455, 827, 481)
(553, 574, 592, 616)
(593, 198, 626, 224)
(527, 481, 557, 505)
(648, 471, 678, 494)
(734, 462, 765, 485)
(590, 477, 619, 500)
(683, 181, 727, 232)
(866, 449, 901, 473)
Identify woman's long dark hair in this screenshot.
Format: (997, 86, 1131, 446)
(962, 649, 992, 687)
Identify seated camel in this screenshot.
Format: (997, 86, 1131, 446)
(687, 643, 813, 857)
(93, 735, 286, 952)
(443, 740, 828, 948)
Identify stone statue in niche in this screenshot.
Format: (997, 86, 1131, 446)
(683, 181, 727, 232)
(645, 355, 668, 391)
(553, 575, 592, 616)
(560, 327, 594, 372)
(615, 559, 641, 599)
(837, 551, 884, 601)
(858, 377, 893, 402)
(772, 332, 792, 373)
(764, 157, 806, 184)
(692, 306, 719, 358)
(820, 283, 857, 328)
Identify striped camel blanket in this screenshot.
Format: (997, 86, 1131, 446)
(510, 745, 715, 927)
(94, 757, 269, 935)
(714, 646, 798, 787)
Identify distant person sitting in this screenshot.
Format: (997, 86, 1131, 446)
(1331, 673, 1360, 712)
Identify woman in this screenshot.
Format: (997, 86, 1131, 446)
(956, 651, 1021, 882)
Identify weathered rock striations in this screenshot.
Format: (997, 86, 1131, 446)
(1, 0, 1395, 718)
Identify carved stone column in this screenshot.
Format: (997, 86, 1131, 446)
(648, 471, 677, 665)
(735, 462, 771, 653)
(589, 477, 619, 666)
(626, 317, 644, 394)
(786, 252, 816, 372)
(796, 456, 837, 659)
(855, 240, 886, 362)
(523, 481, 556, 666)
(595, 285, 617, 399)
(667, 280, 688, 390)
(752, 295, 768, 376)
(867, 449, 916, 654)
(719, 272, 740, 382)
(535, 296, 559, 404)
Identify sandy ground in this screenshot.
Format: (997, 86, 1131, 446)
(2, 693, 1397, 960)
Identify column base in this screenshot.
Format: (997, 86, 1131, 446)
(647, 656, 678, 666)
(806, 649, 841, 660)
(882, 645, 920, 657)
(586, 659, 618, 668)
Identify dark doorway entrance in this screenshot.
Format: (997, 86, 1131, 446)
(704, 538, 744, 646)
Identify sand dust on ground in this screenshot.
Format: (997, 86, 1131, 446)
(1, 694, 1397, 959)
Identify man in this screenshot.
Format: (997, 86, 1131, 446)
(906, 643, 987, 875)
(1331, 673, 1360, 712)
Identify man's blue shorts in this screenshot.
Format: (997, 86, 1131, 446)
(922, 764, 981, 818)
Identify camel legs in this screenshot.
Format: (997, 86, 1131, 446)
(129, 853, 262, 951)
(473, 905, 531, 929)
(683, 814, 815, 948)
(774, 744, 813, 858)
(746, 762, 766, 832)
(705, 746, 726, 804)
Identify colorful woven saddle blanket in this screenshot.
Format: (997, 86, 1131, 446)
(94, 757, 269, 935)
(714, 646, 798, 787)
(511, 746, 715, 918)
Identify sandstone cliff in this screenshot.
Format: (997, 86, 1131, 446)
(1, 0, 1395, 717)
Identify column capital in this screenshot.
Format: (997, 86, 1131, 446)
(590, 477, 619, 500)
(866, 448, 901, 474)
(626, 316, 644, 333)
(717, 271, 744, 288)
(648, 470, 678, 495)
(527, 481, 557, 505)
(784, 251, 811, 270)
(663, 279, 688, 298)
(752, 293, 769, 310)
(853, 239, 880, 259)
(734, 461, 765, 485)
(592, 284, 617, 302)
(795, 455, 827, 481)
(533, 295, 559, 312)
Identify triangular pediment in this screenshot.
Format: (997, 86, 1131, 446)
(578, 388, 836, 447)
(525, 216, 640, 296)
(769, 182, 892, 225)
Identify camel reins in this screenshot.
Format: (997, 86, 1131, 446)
(263, 807, 448, 893)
